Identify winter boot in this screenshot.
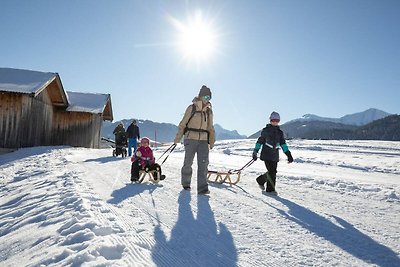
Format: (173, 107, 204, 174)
(265, 173, 276, 192)
(256, 174, 266, 190)
(198, 189, 210, 195)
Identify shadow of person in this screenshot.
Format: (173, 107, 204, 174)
(107, 183, 161, 205)
(272, 197, 399, 267)
(151, 191, 238, 267)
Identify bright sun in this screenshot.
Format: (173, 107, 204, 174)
(170, 10, 219, 65)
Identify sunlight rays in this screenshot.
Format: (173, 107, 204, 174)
(168, 10, 221, 67)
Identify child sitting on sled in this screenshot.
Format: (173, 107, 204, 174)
(131, 137, 166, 182)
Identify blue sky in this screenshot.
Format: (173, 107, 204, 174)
(1, 0, 399, 136)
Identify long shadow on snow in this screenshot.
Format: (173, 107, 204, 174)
(151, 191, 238, 267)
(271, 196, 399, 267)
(107, 183, 162, 205)
(84, 156, 126, 164)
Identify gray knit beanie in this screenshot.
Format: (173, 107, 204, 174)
(269, 111, 280, 121)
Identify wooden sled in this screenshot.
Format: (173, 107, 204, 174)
(138, 170, 161, 184)
(207, 170, 241, 185)
(207, 159, 255, 186)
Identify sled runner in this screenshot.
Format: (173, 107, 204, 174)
(137, 169, 162, 184)
(207, 159, 255, 185)
(207, 170, 242, 185)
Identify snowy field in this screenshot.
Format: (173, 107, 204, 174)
(0, 139, 399, 266)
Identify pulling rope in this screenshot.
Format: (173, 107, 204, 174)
(227, 158, 255, 174)
(157, 143, 177, 165)
(207, 158, 256, 185)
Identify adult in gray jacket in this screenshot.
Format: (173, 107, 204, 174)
(174, 85, 216, 195)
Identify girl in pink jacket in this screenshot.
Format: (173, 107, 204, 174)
(131, 137, 165, 182)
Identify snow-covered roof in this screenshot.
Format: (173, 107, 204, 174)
(0, 67, 69, 107)
(0, 67, 58, 94)
(0, 67, 113, 120)
(66, 91, 113, 120)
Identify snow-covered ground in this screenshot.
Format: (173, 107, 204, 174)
(0, 139, 399, 266)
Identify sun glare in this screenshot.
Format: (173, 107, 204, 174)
(169, 10, 219, 65)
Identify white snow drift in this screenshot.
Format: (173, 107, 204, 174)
(0, 139, 399, 266)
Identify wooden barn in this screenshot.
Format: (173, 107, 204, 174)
(53, 91, 113, 148)
(0, 67, 113, 149)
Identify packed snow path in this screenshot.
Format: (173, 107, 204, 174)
(0, 140, 399, 266)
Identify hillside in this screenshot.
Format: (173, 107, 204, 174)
(249, 111, 398, 141)
(354, 115, 400, 140)
(284, 115, 400, 141)
(1, 140, 399, 266)
(281, 121, 357, 139)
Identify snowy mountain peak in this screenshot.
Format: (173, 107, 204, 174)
(300, 114, 334, 122)
(214, 123, 247, 140)
(340, 108, 391, 126)
(292, 108, 391, 126)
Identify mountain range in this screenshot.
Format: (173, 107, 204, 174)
(101, 120, 246, 143)
(249, 108, 400, 141)
(290, 108, 391, 126)
(103, 108, 398, 142)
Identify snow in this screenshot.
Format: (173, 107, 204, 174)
(0, 139, 399, 266)
(66, 91, 110, 114)
(0, 68, 57, 94)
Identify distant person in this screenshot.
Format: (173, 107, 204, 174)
(252, 111, 294, 194)
(131, 137, 165, 182)
(113, 122, 126, 146)
(174, 85, 215, 195)
(126, 119, 140, 156)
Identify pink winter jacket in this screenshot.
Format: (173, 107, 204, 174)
(133, 146, 155, 167)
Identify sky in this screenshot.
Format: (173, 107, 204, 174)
(1, 0, 399, 136)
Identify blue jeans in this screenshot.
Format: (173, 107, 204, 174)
(128, 138, 138, 156)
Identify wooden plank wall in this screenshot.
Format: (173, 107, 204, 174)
(1, 91, 103, 149)
(52, 112, 102, 148)
(0, 92, 54, 148)
(0, 93, 22, 148)
(20, 92, 54, 147)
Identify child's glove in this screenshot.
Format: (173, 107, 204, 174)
(252, 150, 258, 161)
(285, 151, 294, 163)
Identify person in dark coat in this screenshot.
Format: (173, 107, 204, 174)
(252, 112, 294, 193)
(113, 122, 127, 146)
(126, 119, 140, 156)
